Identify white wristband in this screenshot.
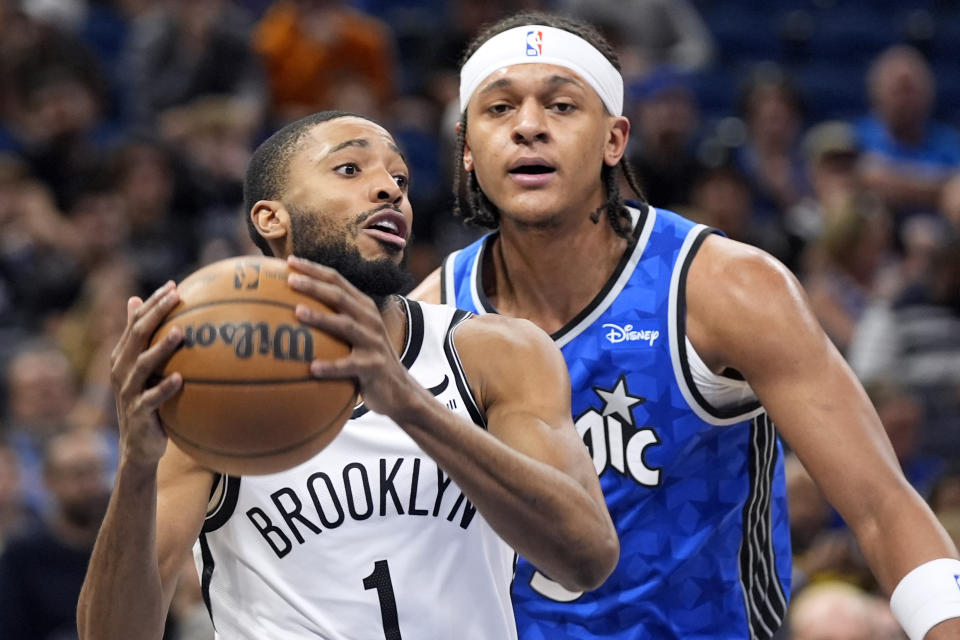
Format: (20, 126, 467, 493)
(891, 558, 960, 639)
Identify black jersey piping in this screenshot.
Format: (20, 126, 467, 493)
(674, 227, 763, 419)
(351, 297, 424, 419)
(440, 252, 454, 305)
(473, 234, 499, 314)
(443, 310, 487, 429)
(471, 204, 650, 344)
(202, 474, 241, 532)
(738, 414, 787, 639)
(199, 532, 216, 627)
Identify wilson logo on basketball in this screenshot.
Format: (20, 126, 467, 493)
(181, 322, 315, 362)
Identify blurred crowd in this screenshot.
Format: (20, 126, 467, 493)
(0, 0, 957, 638)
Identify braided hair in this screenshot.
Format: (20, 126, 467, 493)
(452, 12, 646, 241)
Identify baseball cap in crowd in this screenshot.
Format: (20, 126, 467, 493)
(802, 121, 859, 162)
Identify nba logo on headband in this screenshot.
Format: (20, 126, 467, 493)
(525, 30, 543, 56)
(460, 25, 624, 114)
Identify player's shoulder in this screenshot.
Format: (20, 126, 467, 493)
(408, 267, 442, 303)
(686, 234, 811, 341)
(450, 312, 557, 361)
(692, 233, 798, 295)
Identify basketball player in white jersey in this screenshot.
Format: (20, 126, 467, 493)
(77, 111, 619, 640)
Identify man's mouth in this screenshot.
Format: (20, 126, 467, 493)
(362, 209, 408, 249)
(508, 160, 557, 186)
(508, 164, 556, 175)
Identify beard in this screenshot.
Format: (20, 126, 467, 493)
(288, 204, 413, 310)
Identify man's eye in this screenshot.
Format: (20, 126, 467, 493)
(552, 103, 575, 113)
(394, 175, 408, 189)
(489, 104, 511, 115)
(335, 164, 359, 176)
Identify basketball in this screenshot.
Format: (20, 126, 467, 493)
(150, 256, 357, 475)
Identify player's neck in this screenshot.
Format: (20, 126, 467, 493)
(487, 213, 629, 335)
(380, 295, 408, 357)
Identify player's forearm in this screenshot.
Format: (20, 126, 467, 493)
(848, 484, 957, 596)
(77, 461, 168, 640)
(393, 391, 618, 591)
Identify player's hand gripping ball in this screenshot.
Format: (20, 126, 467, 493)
(150, 256, 356, 475)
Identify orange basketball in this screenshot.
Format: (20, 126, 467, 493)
(150, 256, 356, 475)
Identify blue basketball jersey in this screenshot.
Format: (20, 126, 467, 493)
(440, 206, 791, 639)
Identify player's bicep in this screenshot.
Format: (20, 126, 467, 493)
(155, 443, 215, 610)
(688, 239, 901, 515)
(456, 318, 599, 491)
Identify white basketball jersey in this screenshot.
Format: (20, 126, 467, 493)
(193, 298, 517, 640)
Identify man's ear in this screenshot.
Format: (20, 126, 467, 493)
(250, 200, 290, 250)
(603, 116, 630, 167)
(462, 128, 474, 173)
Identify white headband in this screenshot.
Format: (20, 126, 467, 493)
(459, 25, 624, 115)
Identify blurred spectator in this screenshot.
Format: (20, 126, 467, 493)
(120, 0, 266, 129)
(784, 453, 830, 589)
(158, 95, 259, 222)
(785, 454, 868, 594)
(939, 172, 960, 233)
(62, 159, 130, 273)
(556, 0, 715, 76)
(0, 156, 86, 329)
(0, 428, 111, 640)
(253, 0, 397, 124)
(686, 161, 790, 261)
(802, 192, 896, 354)
(55, 265, 136, 434)
(849, 236, 960, 457)
(865, 378, 943, 500)
(849, 235, 960, 387)
(930, 463, 960, 515)
(0, 443, 33, 552)
(784, 121, 862, 273)
(856, 45, 960, 224)
(4, 44, 116, 208)
(2, 340, 78, 516)
(627, 67, 701, 210)
(734, 66, 809, 222)
(114, 137, 200, 291)
(788, 581, 904, 640)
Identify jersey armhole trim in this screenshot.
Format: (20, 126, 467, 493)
(198, 532, 217, 629)
(352, 297, 425, 419)
(444, 310, 487, 429)
(669, 226, 765, 424)
(440, 251, 458, 305)
(202, 474, 241, 532)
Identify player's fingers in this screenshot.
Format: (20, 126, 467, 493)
(294, 303, 376, 347)
(114, 283, 176, 358)
(308, 355, 361, 381)
(112, 286, 181, 389)
(287, 255, 366, 301)
(134, 371, 183, 414)
(121, 326, 184, 402)
(112, 296, 144, 364)
(132, 281, 177, 325)
(288, 273, 377, 321)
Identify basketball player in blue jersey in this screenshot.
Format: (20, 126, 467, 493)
(77, 111, 619, 639)
(411, 12, 960, 640)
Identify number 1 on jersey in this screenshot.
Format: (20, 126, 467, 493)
(363, 559, 402, 639)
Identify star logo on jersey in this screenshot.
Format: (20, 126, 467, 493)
(594, 375, 645, 426)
